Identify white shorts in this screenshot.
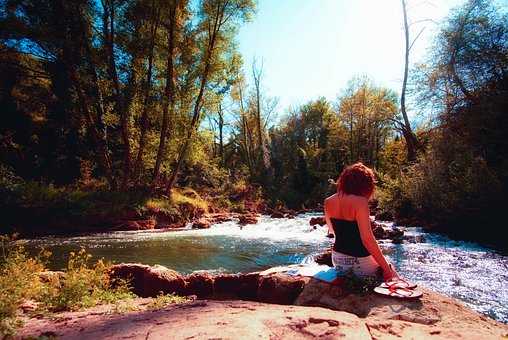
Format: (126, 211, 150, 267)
(331, 250, 380, 278)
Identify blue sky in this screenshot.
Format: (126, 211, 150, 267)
(237, 0, 468, 119)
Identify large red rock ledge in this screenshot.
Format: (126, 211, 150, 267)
(17, 263, 508, 340)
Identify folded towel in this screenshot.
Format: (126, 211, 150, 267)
(313, 267, 338, 283)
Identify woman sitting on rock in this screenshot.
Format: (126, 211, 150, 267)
(325, 162, 397, 281)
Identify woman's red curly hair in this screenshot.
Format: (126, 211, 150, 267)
(337, 162, 376, 198)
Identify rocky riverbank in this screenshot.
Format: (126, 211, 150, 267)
(17, 263, 508, 339)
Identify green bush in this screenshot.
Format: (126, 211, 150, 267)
(0, 239, 133, 337)
(41, 248, 133, 312)
(377, 133, 504, 243)
(0, 235, 47, 337)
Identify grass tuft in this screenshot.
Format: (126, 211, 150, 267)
(147, 293, 192, 310)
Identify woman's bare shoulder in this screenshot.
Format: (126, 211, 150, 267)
(324, 193, 338, 204)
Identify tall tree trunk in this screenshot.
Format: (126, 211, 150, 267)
(218, 103, 225, 166)
(78, 8, 117, 189)
(102, 0, 132, 188)
(401, 0, 418, 162)
(252, 61, 265, 171)
(133, 2, 160, 183)
(166, 3, 223, 192)
(238, 84, 254, 176)
(153, 2, 178, 186)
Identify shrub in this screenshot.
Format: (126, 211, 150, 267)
(0, 240, 134, 337)
(41, 248, 133, 312)
(0, 235, 47, 337)
(378, 132, 504, 246)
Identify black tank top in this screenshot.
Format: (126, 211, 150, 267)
(331, 218, 370, 257)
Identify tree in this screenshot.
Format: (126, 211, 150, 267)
(337, 76, 398, 167)
(397, 0, 421, 162)
(165, 0, 255, 192)
(414, 0, 508, 114)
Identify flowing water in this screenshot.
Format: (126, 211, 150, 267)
(23, 214, 508, 323)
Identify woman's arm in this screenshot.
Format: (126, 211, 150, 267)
(324, 198, 335, 237)
(355, 198, 395, 280)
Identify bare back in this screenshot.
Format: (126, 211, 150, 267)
(324, 193, 367, 222)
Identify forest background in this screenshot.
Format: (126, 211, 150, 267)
(0, 0, 507, 249)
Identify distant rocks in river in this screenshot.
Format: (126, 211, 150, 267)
(238, 213, 259, 225)
(269, 211, 285, 218)
(192, 218, 211, 229)
(121, 219, 156, 231)
(309, 216, 326, 226)
(375, 210, 393, 221)
(266, 207, 297, 219)
(314, 249, 333, 266)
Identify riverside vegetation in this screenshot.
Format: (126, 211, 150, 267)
(0, 236, 132, 336)
(0, 234, 194, 337)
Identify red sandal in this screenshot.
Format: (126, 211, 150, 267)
(374, 280, 423, 299)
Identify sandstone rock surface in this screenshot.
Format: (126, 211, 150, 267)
(19, 264, 508, 340)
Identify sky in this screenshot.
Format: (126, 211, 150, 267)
(236, 0, 467, 119)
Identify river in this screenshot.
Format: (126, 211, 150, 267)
(23, 213, 508, 323)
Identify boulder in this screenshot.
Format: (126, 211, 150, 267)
(214, 273, 259, 300)
(296, 208, 310, 215)
(192, 219, 211, 229)
(375, 210, 393, 221)
(294, 278, 346, 308)
(257, 273, 309, 305)
(270, 211, 285, 218)
(385, 226, 404, 242)
(23, 264, 508, 340)
(207, 212, 233, 224)
(110, 263, 186, 297)
(314, 249, 333, 267)
(137, 219, 156, 230)
(20, 299, 39, 312)
(185, 272, 214, 298)
(238, 213, 259, 225)
(294, 277, 506, 340)
(39, 271, 65, 284)
(309, 216, 326, 226)
(371, 223, 406, 242)
(404, 234, 426, 243)
(103, 263, 508, 340)
(372, 224, 386, 239)
(285, 212, 296, 219)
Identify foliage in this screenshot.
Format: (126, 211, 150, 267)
(0, 235, 47, 337)
(337, 76, 398, 166)
(341, 270, 380, 295)
(147, 293, 192, 310)
(143, 188, 209, 220)
(0, 0, 507, 250)
(264, 82, 398, 208)
(40, 248, 133, 312)
(0, 240, 134, 337)
(379, 0, 508, 247)
(0, 0, 255, 191)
